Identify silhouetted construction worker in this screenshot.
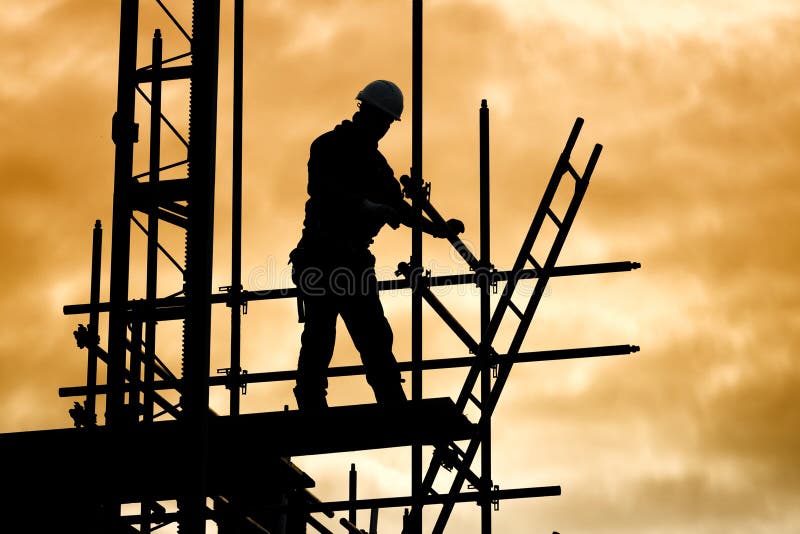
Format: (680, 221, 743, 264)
(290, 80, 464, 410)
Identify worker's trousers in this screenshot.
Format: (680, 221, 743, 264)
(291, 249, 406, 409)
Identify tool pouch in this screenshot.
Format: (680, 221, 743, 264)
(289, 247, 306, 323)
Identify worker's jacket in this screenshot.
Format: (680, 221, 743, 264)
(292, 119, 408, 269)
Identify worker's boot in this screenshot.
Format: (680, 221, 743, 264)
(373, 379, 407, 408)
(293, 385, 328, 412)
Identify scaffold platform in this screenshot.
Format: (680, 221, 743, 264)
(0, 397, 472, 502)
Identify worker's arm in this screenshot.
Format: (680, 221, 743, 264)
(394, 199, 462, 237)
(372, 197, 463, 238)
(367, 154, 464, 237)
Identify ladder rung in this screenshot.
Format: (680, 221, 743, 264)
(507, 300, 524, 319)
(527, 254, 541, 271)
(450, 443, 466, 458)
(566, 163, 581, 181)
(546, 208, 562, 228)
(468, 393, 482, 408)
(445, 447, 482, 488)
(462, 467, 482, 488)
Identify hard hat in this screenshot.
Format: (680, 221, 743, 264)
(356, 80, 403, 121)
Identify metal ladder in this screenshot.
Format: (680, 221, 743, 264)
(415, 117, 603, 533)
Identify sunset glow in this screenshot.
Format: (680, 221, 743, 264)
(1, 1, 798, 532)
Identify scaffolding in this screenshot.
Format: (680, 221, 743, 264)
(0, 1, 639, 533)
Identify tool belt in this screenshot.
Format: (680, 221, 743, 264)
(289, 245, 376, 323)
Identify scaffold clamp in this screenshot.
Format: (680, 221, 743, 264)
(73, 324, 99, 349)
(217, 367, 248, 395)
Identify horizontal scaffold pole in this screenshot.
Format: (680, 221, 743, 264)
(305, 485, 562, 512)
(62, 261, 641, 316)
(58, 344, 639, 398)
(118, 485, 560, 525)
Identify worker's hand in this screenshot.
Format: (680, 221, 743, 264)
(446, 218, 465, 235)
(362, 199, 401, 229)
(383, 205, 401, 229)
(433, 218, 465, 238)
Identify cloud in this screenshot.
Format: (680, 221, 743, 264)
(1, 1, 799, 533)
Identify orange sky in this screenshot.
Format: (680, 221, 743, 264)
(1, 1, 799, 532)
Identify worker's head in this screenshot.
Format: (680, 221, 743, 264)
(354, 80, 403, 141)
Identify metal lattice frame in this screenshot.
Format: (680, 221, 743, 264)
(56, 1, 640, 533)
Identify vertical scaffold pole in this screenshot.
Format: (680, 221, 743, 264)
(144, 29, 162, 428)
(130, 320, 143, 414)
(230, 0, 244, 417)
(107, 0, 139, 430)
(103, 0, 138, 527)
(479, 99, 492, 534)
(410, 1, 424, 533)
(140, 28, 163, 534)
(86, 220, 102, 423)
(349, 463, 358, 526)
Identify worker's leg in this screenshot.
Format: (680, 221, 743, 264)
(294, 294, 338, 410)
(339, 266, 407, 406)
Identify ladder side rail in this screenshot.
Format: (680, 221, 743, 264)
(415, 120, 589, 517)
(486, 182, 591, 425)
(490, 144, 601, 414)
(484, 117, 584, 347)
(446, 118, 587, 420)
(419, 191, 577, 527)
(430, 195, 586, 534)
(432, 136, 600, 534)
